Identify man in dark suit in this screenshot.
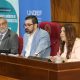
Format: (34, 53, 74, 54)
(0, 17, 18, 55)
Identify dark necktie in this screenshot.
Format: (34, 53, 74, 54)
(0, 34, 3, 45)
(0, 34, 3, 41)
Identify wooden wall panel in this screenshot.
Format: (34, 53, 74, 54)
(51, 0, 80, 37)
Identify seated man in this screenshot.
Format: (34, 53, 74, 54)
(0, 17, 18, 55)
(21, 15, 51, 58)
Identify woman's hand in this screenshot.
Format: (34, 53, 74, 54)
(49, 55, 64, 63)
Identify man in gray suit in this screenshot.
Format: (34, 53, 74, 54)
(0, 17, 18, 55)
(21, 15, 51, 58)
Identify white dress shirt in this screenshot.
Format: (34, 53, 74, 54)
(25, 30, 37, 58)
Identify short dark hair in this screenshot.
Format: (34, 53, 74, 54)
(25, 15, 38, 24)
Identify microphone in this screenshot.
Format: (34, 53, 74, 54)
(27, 39, 60, 62)
(28, 55, 49, 62)
(28, 45, 51, 62)
(0, 49, 11, 55)
(35, 40, 59, 57)
(34, 45, 51, 57)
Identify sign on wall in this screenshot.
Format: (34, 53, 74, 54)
(19, 0, 51, 37)
(0, 0, 19, 34)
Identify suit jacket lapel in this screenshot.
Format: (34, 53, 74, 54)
(23, 33, 29, 49)
(0, 29, 10, 49)
(30, 28, 40, 55)
(2, 29, 10, 40)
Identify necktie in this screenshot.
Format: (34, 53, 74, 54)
(0, 34, 3, 40)
(0, 34, 3, 45)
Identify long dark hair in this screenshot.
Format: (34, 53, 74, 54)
(60, 24, 77, 59)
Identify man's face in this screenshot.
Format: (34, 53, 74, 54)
(0, 19, 8, 33)
(24, 19, 35, 34)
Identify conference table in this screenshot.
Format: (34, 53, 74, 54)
(0, 55, 80, 80)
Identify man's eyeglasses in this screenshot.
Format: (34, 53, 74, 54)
(0, 22, 6, 26)
(24, 23, 34, 27)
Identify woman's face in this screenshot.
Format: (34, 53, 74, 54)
(60, 27, 66, 41)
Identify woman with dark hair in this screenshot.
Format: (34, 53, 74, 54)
(50, 24, 80, 62)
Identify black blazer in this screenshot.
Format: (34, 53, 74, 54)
(0, 29, 18, 54)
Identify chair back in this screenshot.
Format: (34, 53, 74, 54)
(39, 22, 61, 56)
(18, 36, 23, 55)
